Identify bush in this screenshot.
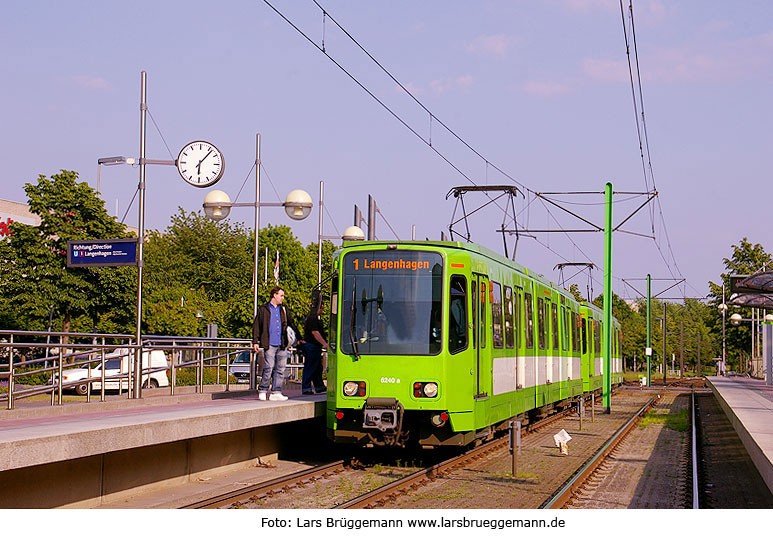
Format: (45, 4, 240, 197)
(12, 368, 51, 386)
(174, 365, 236, 386)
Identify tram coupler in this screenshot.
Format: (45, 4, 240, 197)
(362, 397, 403, 433)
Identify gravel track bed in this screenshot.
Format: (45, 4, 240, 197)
(236, 466, 418, 509)
(380, 392, 653, 509)
(566, 392, 688, 508)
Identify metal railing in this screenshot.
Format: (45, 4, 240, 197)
(0, 330, 302, 410)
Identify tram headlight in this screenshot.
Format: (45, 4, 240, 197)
(343, 381, 366, 397)
(413, 381, 439, 398)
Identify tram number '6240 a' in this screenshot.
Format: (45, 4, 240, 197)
(380, 377, 400, 384)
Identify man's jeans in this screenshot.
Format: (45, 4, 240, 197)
(258, 346, 286, 393)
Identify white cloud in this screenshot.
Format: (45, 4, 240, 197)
(430, 75, 475, 94)
(467, 34, 517, 59)
(399, 82, 426, 97)
(521, 80, 572, 97)
(582, 58, 629, 83)
(62, 75, 112, 92)
(583, 32, 773, 84)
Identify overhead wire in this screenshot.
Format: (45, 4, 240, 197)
(620, 0, 689, 298)
(265, 0, 681, 299)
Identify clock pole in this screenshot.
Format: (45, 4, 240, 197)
(251, 133, 261, 391)
(134, 71, 147, 399)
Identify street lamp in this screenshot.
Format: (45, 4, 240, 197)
(97, 156, 137, 196)
(718, 281, 728, 377)
(202, 133, 312, 390)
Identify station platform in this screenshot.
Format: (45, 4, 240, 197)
(706, 376, 773, 494)
(0, 386, 326, 508)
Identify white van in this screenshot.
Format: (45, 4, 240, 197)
(59, 349, 169, 394)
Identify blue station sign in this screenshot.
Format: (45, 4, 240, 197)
(67, 238, 138, 267)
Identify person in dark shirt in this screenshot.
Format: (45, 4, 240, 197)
(302, 290, 327, 395)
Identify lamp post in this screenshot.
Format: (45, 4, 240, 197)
(729, 312, 773, 377)
(718, 282, 728, 376)
(202, 133, 313, 390)
(97, 73, 176, 399)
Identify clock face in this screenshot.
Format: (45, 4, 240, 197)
(176, 141, 225, 187)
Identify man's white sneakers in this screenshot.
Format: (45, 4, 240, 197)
(258, 392, 268, 401)
(269, 392, 288, 401)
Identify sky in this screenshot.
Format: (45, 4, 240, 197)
(1, 1, 771, 301)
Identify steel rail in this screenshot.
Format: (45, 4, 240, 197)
(541, 394, 659, 508)
(335, 437, 509, 509)
(691, 388, 699, 509)
(336, 402, 588, 509)
(181, 460, 346, 509)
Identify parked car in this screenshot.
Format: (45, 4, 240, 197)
(54, 349, 169, 395)
(229, 351, 255, 383)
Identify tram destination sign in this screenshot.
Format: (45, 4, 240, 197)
(67, 238, 138, 268)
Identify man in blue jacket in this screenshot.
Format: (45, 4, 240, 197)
(253, 286, 299, 401)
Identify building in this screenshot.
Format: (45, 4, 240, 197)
(0, 199, 41, 238)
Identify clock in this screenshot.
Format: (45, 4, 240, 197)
(176, 141, 225, 188)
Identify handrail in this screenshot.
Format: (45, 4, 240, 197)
(0, 329, 262, 409)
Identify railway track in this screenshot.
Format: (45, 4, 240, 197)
(181, 461, 348, 509)
(540, 394, 660, 508)
(182, 398, 590, 509)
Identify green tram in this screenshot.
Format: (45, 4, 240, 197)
(326, 240, 623, 447)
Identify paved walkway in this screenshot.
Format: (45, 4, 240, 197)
(706, 376, 773, 494)
(0, 388, 325, 472)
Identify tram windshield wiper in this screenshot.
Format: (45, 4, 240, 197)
(349, 278, 360, 361)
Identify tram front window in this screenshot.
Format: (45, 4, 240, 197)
(341, 250, 443, 356)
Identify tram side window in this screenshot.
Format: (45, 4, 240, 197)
(595, 320, 602, 357)
(448, 276, 468, 354)
(515, 288, 522, 349)
(525, 293, 534, 348)
(581, 317, 588, 355)
(561, 308, 569, 351)
(491, 282, 503, 348)
(551, 303, 559, 351)
(570, 312, 577, 352)
(471, 281, 477, 349)
(479, 281, 486, 349)
(537, 297, 546, 349)
(504, 286, 514, 349)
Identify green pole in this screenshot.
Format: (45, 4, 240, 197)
(603, 182, 612, 412)
(646, 273, 651, 387)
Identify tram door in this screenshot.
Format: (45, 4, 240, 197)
(471, 273, 489, 398)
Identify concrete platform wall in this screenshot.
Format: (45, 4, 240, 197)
(0, 419, 319, 508)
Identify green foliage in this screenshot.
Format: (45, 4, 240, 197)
(568, 284, 585, 303)
(708, 237, 771, 369)
(588, 291, 718, 373)
(640, 408, 689, 432)
(142, 212, 336, 338)
(0, 170, 135, 333)
(12, 368, 52, 386)
(173, 365, 235, 386)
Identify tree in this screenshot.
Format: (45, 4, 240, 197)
(142, 212, 337, 339)
(0, 171, 135, 335)
(708, 237, 771, 369)
(568, 284, 585, 303)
